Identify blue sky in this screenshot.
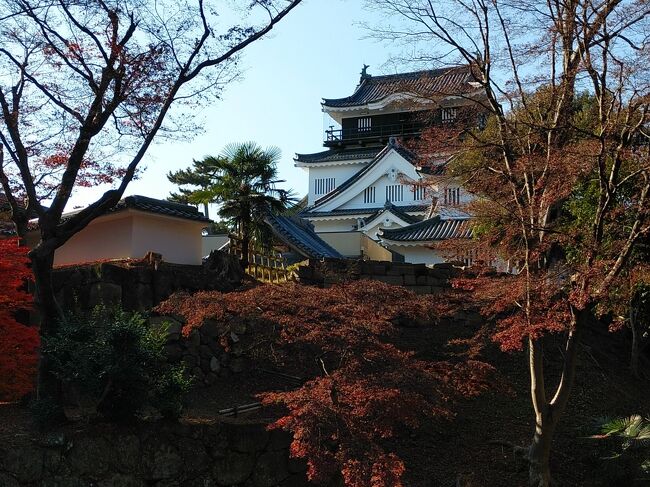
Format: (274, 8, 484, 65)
(70, 0, 398, 210)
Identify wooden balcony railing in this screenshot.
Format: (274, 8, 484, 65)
(325, 122, 424, 145)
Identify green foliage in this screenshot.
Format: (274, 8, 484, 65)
(43, 307, 191, 421)
(168, 142, 297, 251)
(599, 415, 650, 450)
(205, 220, 232, 235)
(587, 415, 650, 485)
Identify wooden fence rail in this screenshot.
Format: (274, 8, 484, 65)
(228, 236, 293, 283)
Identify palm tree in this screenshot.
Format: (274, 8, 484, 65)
(172, 142, 295, 265)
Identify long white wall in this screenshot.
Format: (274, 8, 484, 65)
(52, 214, 134, 266)
(36, 210, 206, 267)
(311, 218, 357, 233)
(130, 213, 205, 265)
(385, 245, 447, 265)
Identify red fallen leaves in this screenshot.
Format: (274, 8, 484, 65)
(0, 238, 38, 401)
(156, 281, 494, 486)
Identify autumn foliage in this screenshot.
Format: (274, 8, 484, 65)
(156, 281, 494, 486)
(0, 238, 38, 401)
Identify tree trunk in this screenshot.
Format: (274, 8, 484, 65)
(31, 248, 64, 405)
(240, 217, 250, 269)
(630, 316, 639, 378)
(527, 306, 588, 486)
(630, 300, 640, 378)
(528, 408, 559, 487)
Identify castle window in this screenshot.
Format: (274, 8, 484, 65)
(386, 184, 404, 202)
(441, 107, 458, 123)
(363, 186, 376, 204)
(315, 177, 336, 195)
(413, 185, 426, 200)
(443, 187, 461, 206)
(358, 117, 372, 132)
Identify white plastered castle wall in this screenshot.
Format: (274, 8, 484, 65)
(306, 162, 367, 206)
(130, 212, 205, 265)
(50, 213, 134, 266)
(31, 209, 206, 267)
(313, 148, 423, 213)
(383, 244, 448, 265)
(310, 218, 357, 233)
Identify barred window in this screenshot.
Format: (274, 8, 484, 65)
(441, 107, 458, 123)
(413, 185, 427, 200)
(443, 187, 461, 206)
(358, 117, 372, 132)
(314, 177, 336, 195)
(385, 184, 404, 202)
(363, 186, 376, 204)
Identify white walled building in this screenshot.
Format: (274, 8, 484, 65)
(296, 66, 483, 264)
(26, 196, 210, 266)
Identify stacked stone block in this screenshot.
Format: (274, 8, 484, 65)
(296, 258, 461, 295)
(0, 420, 307, 486)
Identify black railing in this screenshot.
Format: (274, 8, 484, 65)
(325, 122, 424, 145)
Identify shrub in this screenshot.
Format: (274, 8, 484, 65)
(0, 238, 38, 402)
(43, 306, 191, 421)
(588, 415, 650, 485)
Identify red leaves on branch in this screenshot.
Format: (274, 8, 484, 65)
(453, 272, 571, 352)
(156, 281, 494, 486)
(0, 238, 38, 401)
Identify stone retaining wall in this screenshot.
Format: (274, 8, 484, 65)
(296, 258, 462, 295)
(0, 420, 307, 487)
(49, 251, 243, 314)
(150, 314, 250, 386)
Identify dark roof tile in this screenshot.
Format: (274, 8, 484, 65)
(300, 204, 429, 219)
(323, 66, 474, 108)
(380, 216, 472, 242)
(264, 213, 343, 259)
(114, 195, 211, 222)
(295, 147, 382, 164)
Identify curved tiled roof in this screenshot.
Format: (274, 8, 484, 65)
(380, 216, 472, 242)
(300, 204, 429, 219)
(295, 146, 382, 164)
(112, 195, 211, 222)
(322, 66, 474, 108)
(25, 195, 210, 233)
(364, 202, 422, 225)
(264, 213, 342, 259)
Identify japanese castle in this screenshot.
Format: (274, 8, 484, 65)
(294, 65, 483, 264)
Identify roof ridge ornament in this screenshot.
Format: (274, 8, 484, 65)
(360, 64, 371, 81)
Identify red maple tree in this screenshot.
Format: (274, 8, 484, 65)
(0, 238, 38, 401)
(156, 281, 494, 487)
(0, 0, 303, 407)
(366, 2, 650, 484)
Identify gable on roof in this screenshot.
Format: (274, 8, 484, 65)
(379, 216, 472, 245)
(359, 203, 424, 239)
(322, 66, 475, 110)
(308, 140, 422, 212)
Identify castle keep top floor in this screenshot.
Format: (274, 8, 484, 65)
(320, 65, 484, 148)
